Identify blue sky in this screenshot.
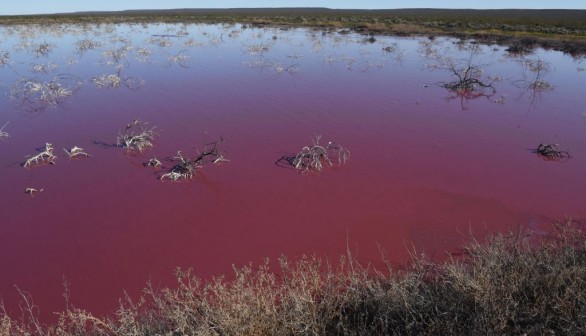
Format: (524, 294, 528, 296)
(2, 0, 585, 15)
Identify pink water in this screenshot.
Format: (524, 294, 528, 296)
(0, 24, 585, 321)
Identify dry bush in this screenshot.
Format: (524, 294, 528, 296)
(32, 42, 54, 56)
(63, 146, 91, 159)
(0, 50, 10, 66)
(292, 135, 350, 172)
(74, 39, 101, 54)
(0, 122, 9, 139)
(167, 52, 190, 68)
(535, 143, 570, 161)
(514, 58, 553, 91)
(1, 220, 584, 335)
(92, 72, 144, 90)
(92, 74, 122, 88)
(438, 56, 497, 98)
(160, 139, 228, 182)
(29, 61, 58, 74)
(116, 118, 157, 152)
(10, 75, 83, 112)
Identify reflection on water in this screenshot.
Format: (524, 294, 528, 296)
(0, 23, 585, 320)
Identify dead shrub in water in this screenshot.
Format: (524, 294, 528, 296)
(0, 50, 9, 66)
(63, 146, 91, 159)
(421, 42, 498, 99)
(438, 55, 497, 98)
(0, 122, 9, 139)
(10, 75, 82, 112)
(291, 135, 350, 172)
(92, 74, 122, 88)
(74, 38, 101, 54)
(535, 143, 570, 161)
(29, 61, 58, 74)
(23, 143, 57, 168)
(159, 139, 228, 182)
(116, 118, 157, 152)
(514, 58, 553, 92)
(31, 42, 54, 57)
(92, 70, 144, 90)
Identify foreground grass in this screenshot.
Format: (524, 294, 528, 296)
(1, 221, 585, 335)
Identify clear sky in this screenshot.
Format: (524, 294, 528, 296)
(1, 0, 585, 16)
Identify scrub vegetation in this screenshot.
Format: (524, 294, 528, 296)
(0, 220, 584, 335)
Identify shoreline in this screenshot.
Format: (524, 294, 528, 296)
(1, 8, 585, 55)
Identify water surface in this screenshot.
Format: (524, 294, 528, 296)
(0, 23, 584, 320)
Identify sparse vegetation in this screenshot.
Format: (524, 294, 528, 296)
(0, 220, 583, 335)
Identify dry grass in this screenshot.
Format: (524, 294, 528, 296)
(1, 220, 583, 335)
